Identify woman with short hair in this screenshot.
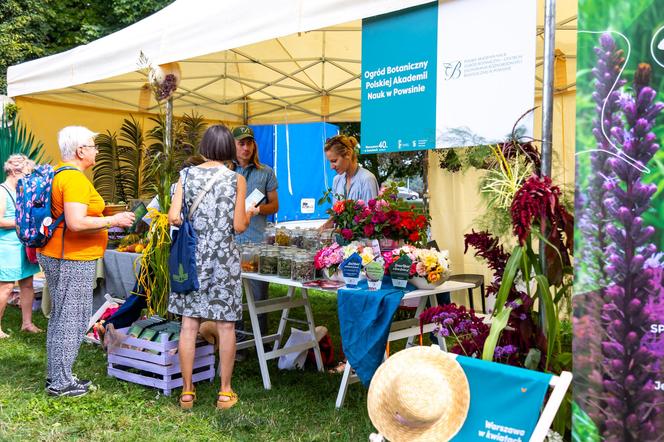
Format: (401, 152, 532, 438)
(0, 154, 41, 338)
(168, 124, 254, 410)
(39, 126, 135, 397)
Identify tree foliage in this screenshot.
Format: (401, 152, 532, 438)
(336, 122, 425, 186)
(1, 0, 174, 94)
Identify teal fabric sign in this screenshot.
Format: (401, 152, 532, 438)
(361, 2, 438, 154)
(339, 252, 362, 287)
(452, 356, 552, 441)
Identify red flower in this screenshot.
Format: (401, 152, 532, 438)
(363, 224, 375, 237)
(409, 232, 420, 243)
(511, 175, 561, 244)
(341, 228, 353, 240)
(332, 200, 346, 214)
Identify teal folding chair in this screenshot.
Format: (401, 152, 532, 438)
(369, 345, 572, 442)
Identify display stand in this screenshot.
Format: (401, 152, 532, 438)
(240, 273, 474, 406)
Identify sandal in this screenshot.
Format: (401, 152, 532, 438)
(179, 390, 196, 409)
(327, 361, 347, 374)
(216, 391, 238, 410)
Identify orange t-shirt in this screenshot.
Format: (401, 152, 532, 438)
(39, 162, 107, 261)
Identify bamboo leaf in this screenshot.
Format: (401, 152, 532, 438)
(482, 306, 514, 361)
(494, 245, 523, 314)
(534, 273, 558, 371)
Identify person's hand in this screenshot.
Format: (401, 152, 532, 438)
(247, 206, 260, 217)
(112, 212, 135, 228)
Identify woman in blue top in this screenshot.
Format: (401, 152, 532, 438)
(320, 135, 380, 233)
(0, 154, 42, 338)
(325, 134, 379, 202)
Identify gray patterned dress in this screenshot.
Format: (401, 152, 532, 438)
(168, 165, 242, 321)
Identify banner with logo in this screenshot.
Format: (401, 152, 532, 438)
(574, 0, 664, 440)
(360, 0, 535, 153)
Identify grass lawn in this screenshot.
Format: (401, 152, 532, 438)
(0, 286, 390, 441)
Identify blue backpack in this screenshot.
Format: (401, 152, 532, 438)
(15, 164, 78, 248)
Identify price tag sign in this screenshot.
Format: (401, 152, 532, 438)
(365, 261, 385, 291)
(390, 255, 412, 288)
(339, 253, 363, 287)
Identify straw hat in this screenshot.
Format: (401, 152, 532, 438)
(367, 346, 470, 442)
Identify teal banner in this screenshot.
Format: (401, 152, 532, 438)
(360, 2, 438, 154)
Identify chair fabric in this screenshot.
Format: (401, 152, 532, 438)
(451, 354, 553, 441)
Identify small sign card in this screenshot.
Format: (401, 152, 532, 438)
(245, 188, 266, 209)
(390, 255, 412, 288)
(339, 253, 363, 287)
(365, 261, 385, 291)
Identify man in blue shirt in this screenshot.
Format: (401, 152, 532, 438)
(233, 125, 279, 341)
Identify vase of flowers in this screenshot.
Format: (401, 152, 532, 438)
(383, 245, 451, 288)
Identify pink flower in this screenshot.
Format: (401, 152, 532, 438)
(363, 224, 375, 237)
(341, 228, 353, 240)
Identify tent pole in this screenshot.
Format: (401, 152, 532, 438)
(539, 0, 556, 335)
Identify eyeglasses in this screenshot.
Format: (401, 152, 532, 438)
(80, 144, 98, 152)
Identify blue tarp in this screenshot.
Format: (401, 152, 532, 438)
(249, 122, 338, 222)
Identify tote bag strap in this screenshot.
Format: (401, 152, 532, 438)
(188, 167, 227, 220)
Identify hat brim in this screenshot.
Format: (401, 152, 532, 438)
(234, 133, 254, 140)
(367, 346, 470, 442)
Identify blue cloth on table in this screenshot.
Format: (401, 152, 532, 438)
(337, 279, 407, 386)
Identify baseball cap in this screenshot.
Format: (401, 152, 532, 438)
(232, 125, 254, 140)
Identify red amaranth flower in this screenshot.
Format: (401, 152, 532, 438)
(511, 174, 565, 244)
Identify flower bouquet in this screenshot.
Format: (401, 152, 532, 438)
(383, 245, 451, 289)
(314, 241, 376, 281)
(323, 184, 429, 245)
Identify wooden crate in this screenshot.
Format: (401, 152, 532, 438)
(107, 327, 215, 396)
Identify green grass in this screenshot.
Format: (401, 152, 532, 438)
(0, 286, 381, 441)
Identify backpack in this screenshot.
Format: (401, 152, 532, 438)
(15, 164, 78, 248)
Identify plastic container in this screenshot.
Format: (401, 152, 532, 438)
(275, 227, 291, 246)
(302, 230, 320, 250)
(277, 248, 296, 279)
(264, 224, 276, 245)
(291, 251, 315, 282)
(259, 246, 280, 275)
(241, 244, 260, 273)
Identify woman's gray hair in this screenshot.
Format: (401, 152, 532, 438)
(3, 153, 35, 176)
(58, 126, 98, 161)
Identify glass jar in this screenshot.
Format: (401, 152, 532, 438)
(241, 243, 260, 273)
(319, 229, 334, 247)
(291, 251, 315, 282)
(275, 227, 291, 246)
(259, 246, 279, 275)
(277, 248, 296, 279)
(264, 224, 276, 245)
(289, 228, 304, 248)
(302, 230, 320, 250)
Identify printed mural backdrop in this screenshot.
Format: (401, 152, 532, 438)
(574, 0, 664, 441)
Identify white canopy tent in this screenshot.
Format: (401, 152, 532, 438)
(7, 0, 576, 125)
(8, 0, 434, 123)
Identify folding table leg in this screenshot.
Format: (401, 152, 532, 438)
(244, 278, 272, 390)
(301, 288, 323, 372)
(406, 295, 430, 347)
(273, 286, 295, 351)
(335, 360, 354, 409)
